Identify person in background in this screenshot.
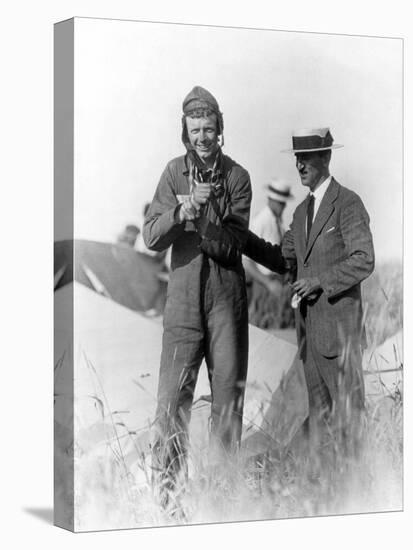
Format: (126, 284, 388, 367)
(243, 178, 294, 329)
(116, 224, 140, 248)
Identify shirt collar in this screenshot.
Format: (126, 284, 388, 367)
(182, 148, 223, 176)
(311, 175, 332, 200)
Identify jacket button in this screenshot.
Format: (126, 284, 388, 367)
(303, 262, 308, 268)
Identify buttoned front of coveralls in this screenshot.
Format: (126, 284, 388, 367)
(143, 153, 252, 476)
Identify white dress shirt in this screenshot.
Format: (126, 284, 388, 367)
(308, 175, 332, 230)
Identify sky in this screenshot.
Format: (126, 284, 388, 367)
(65, 17, 403, 261)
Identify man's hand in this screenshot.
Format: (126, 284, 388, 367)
(179, 198, 198, 222)
(192, 182, 212, 205)
(291, 277, 321, 299)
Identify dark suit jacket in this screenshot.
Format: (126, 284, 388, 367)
(244, 178, 375, 360)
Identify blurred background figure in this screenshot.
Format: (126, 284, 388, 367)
(243, 178, 294, 329)
(116, 224, 140, 248)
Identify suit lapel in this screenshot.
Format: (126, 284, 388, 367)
(294, 200, 308, 259)
(304, 178, 339, 261)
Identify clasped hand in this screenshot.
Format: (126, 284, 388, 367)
(192, 182, 212, 205)
(179, 182, 212, 221)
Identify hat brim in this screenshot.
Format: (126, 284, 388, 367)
(267, 191, 294, 202)
(281, 144, 344, 154)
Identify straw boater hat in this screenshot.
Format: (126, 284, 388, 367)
(281, 127, 343, 153)
(266, 178, 294, 203)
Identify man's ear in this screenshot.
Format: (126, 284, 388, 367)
(323, 150, 332, 167)
(181, 115, 189, 145)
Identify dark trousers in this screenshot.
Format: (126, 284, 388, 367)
(152, 265, 249, 493)
(302, 339, 333, 440)
(300, 330, 365, 456)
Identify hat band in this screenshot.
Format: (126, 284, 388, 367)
(267, 192, 287, 203)
(292, 131, 333, 151)
(267, 185, 291, 198)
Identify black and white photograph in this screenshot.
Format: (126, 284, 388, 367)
(53, 17, 403, 532)
(4, 2, 412, 548)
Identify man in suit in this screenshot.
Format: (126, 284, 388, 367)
(244, 127, 374, 442)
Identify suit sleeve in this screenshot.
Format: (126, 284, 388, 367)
(281, 216, 299, 276)
(194, 171, 252, 267)
(318, 193, 375, 298)
(143, 163, 185, 252)
(243, 230, 287, 274)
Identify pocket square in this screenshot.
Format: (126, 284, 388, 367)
(325, 226, 336, 233)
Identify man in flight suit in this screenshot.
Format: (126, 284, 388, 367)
(143, 86, 252, 498)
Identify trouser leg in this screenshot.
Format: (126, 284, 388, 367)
(304, 340, 366, 457)
(152, 317, 204, 497)
(335, 344, 366, 456)
(205, 300, 249, 454)
(303, 341, 333, 442)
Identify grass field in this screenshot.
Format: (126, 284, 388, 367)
(68, 260, 403, 531)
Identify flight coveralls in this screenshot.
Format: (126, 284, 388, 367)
(143, 151, 251, 482)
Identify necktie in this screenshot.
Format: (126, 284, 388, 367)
(306, 194, 315, 243)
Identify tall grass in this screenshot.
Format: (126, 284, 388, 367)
(70, 262, 402, 530)
(363, 260, 403, 348)
(73, 389, 402, 529)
